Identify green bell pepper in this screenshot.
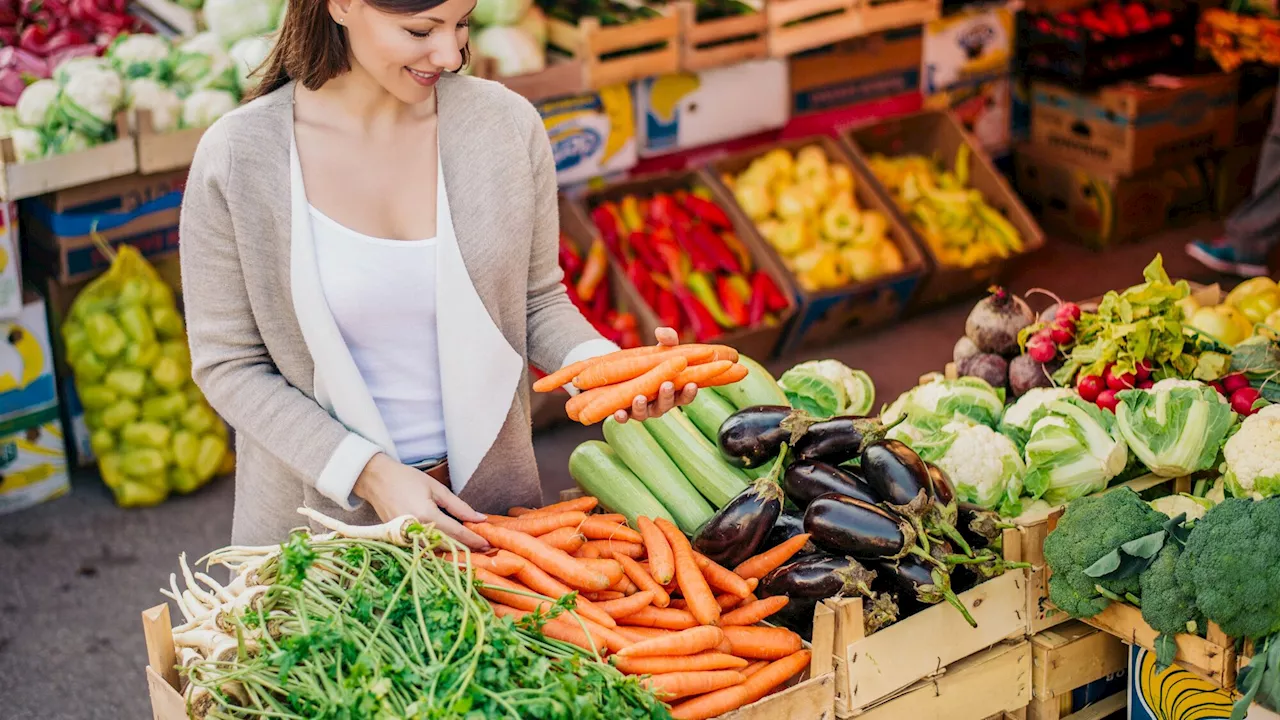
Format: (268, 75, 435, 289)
(105, 369, 147, 398)
(194, 435, 227, 482)
(142, 393, 188, 421)
(79, 385, 118, 411)
(151, 356, 186, 391)
(122, 422, 172, 450)
(151, 306, 185, 341)
(100, 400, 140, 431)
(85, 313, 127, 359)
(118, 305, 157, 345)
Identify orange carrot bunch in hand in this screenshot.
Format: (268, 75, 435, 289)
(532, 344, 747, 425)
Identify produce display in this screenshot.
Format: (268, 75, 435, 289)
(559, 233, 644, 349)
(472, 0, 549, 77)
(62, 247, 230, 507)
(723, 145, 905, 292)
(1027, 1, 1175, 39)
(866, 147, 1024, 268)
(1182, 276, 1280, 347)
(589, 188, 790, 342)
(1199, 8, 1280, 72)
(539, 0, 662, 27)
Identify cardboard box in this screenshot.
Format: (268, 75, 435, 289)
(0, 298, 57, 436)
(922, 5, 1015, 95)
(1030, 73, 1240, 175)
(538, 86, 639, 187)
(1014, 145, 1217, 249)
(843, 110, 1045, 310)
(634, 59, 790, 158)
(1127, 645, 1242, 720)
(705, 136, 928, 354)
(925, 74, 1013, 154)
(788, 28, 924, 116)
(0, 202, 21, 320)
(0, 414, 69, 516)
(630, 130, 783, 175)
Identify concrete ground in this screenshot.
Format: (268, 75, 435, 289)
(0, 222, 1230, 719)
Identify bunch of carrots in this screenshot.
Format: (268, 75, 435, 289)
(532, 343, 749, 425)
(460, 495, 814, 720)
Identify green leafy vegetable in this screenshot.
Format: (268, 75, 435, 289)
(778, 360, 875, 418)
(1114, 379, 1237, 478)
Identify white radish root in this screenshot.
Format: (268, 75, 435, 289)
(166, 574, 195, 622)
(195, 572, 235, 603)
(297, 507, 419, 545)
(174, 628, 234, 653)
(181, 553, 218, 608)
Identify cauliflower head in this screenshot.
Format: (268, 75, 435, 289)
(16, 80, 59, 128)
(182, 89, 239, 128)
(1222, 404, 1280, 499)
(204, 0, 283, 46)
(59, 66, 125, 138)
(9, 127, 45, 162)
(108, 33, 172, 79)
(127, 79, 182, 134)
(172, 33, 239, 94)
(53, 56, 112, 86)
(883, 377, 1005, 440)
(1149, 493, 1213, 522)
(914, 420, 1024, 513)
(999, 386, 1076, 450)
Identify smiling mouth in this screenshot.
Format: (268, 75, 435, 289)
(407, 68, 439, 80)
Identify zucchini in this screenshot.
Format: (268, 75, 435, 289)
(712, 355, 789, 410)
(568, 440, 676, 529)
(645, 410, 750, 508)
(601, 419, 713, 534)
(685, 391, 771, 480)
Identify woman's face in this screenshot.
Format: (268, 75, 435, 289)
(334, 0, 474, 104)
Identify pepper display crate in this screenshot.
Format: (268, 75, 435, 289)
(678, 2, 770, 72)
(0, 116, 137, 202)
(547, 11, 681, 90)
(1028, 622, 1128, 720)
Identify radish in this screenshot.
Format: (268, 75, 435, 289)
(1096, 389, 1120, 412)
(1231, 387, 1262, 416)
(1077, 374, 1104, 402)
(965, 286, 1034, 356)
(1137, 379, 1154, 390)
(1049, 320, 1075, 345)
(1056, 302, 1082, 323)
(1222, 374, 1251, 394)
(1028, 333, 1056, 363)
(1135, 359, 1152, 381)
(1104, 365, 1136, 391)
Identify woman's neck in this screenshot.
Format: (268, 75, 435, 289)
(306, 63, 437, 132)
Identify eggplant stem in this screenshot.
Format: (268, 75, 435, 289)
(780, 411, 819, 445)
(934, 521, 975, 557)
(909, 545, 946, 570)
(931, 569, 978, 628)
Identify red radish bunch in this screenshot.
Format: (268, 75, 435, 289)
(1216, 373, 1264, 417)
(1077, 359, 1152, 412)
(1026, 302, 1081, 364)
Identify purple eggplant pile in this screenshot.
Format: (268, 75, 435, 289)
(714, 405, 1030, 637)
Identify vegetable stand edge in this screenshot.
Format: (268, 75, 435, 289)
(142, 604, 192, 720)
(0, 115, 138, 202)
(1082, 599, 1237, 691)
(851, 640, 1033, 720)
(1027, 621, 1128, 720)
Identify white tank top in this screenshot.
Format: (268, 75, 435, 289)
(311, 207, 448, 464)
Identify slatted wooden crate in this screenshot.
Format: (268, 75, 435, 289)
(677, 2, 770, 72)
(859, 0, 941, 35)
(135, 109, 205, 175)
(1029, 622, 1129, 720)
(547, 11, 681, 90)
(1083, 602, 1237, 690)
(849, 641, 1033, 720)
(470, 57, 588, 102)
(0, 116, 137, 201)
(765, 0, 941, 58)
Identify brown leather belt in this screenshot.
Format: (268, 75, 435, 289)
(416, 458, 451, 492)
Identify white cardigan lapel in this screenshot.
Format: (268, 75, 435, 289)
(288, 133, 398, 460)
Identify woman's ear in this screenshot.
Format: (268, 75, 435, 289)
(328, 0, 354, 23)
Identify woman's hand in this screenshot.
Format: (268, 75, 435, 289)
(353, 454, 490, 550)
(613, 327, 699, 423)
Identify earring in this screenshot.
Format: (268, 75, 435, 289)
(337, 16, 344, 23)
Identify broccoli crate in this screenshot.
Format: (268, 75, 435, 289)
(134, 109, 207, 175)
(704, 135, 928, 354)
(0, 116, 138, 203)
(842, 110, 1045, 312)
(808, 530, 1028, 718)
(1028, 622, 1129, 720)
(845, 640, 1032, 720)
(1084, 600, 1237, 690)
(546, 11, 681, 90)
(677, 2, 769, 72)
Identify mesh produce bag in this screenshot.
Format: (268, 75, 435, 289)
(61, 244, 232, 507)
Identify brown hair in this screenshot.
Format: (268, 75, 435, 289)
(251, 0, 470, 100)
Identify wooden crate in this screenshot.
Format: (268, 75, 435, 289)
(810, 534, 1028, 718)
(1029, 622, 1128, 720)
(717, 671, 835, 720)
(859, 0, 942, 35)
(853, 641, 1033, 720)
(135, 109, 205, 175)
(1083, 602, 1236, 690)
(0, 116, 137, 201)
(470, 57, 588, 102)
(677, 2, 769, 72)
(765, 0, 861, 58)
(547, 11, 681, 90)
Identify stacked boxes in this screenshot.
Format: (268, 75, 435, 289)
(922, 6, 1016, 156)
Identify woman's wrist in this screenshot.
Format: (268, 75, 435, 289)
(353, 452, 394, 505)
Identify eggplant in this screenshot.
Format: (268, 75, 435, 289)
(861, 439, 931, 508)
(784, 461, 878, 510)
(766, 510, 818, 557)
(879, 556, 977, 627)
(958, 502, 1013, 550)
(791, 415, 894, 465)
(718, 405, 793, 469)
(693, 452, 787, 567)
(927, 463, 955, 507)
(759, 554, 898, 638)
(803, 493, 924, 562)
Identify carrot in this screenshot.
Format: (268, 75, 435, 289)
(693, 553, 752, 598)
(579, 616, 636, 655)
(614, 552, 671, 608)
(515, 496, 599, 517)
(566, 386, 609, 422)
(575, 543, 601, 559)
(657, 518, 720, 627)
(489, 511, 588, 536)
(574, 346, 715, 391)
(466, 522, 610, 591)
(612, 653, 748, 675)
(721, 597, 789, 626)
(596, 590, 655, 620)
(579, 357, 688, 425)
(437, 550, 527, 576)
(582, 539, 645, 559)
(741, 661, 769, 678)
(617, 606, 699, 630)
(489, 603, 608, 655)
(611, 575, 639, 595)
(669, 650, 811, 720)
(593, 513, 626, 524)
(616, 626, 676, 642)
(644, 670, 746, 701)
(715, 637, 733, 654)
(584, 590, 626, 602)
(533, 358, 601, 393)
(734, 534, 811, 580)
(578, 558, 626, 588)
(721, 626, 803, 660)
(637, 516, 674, 585)
(578, 517, 645, 544)
(699, 363, 749, 388)
(618, 626, 724, 658)
(672, 360, 734, 388)
(514, 562, 618, 629)
(705, 345, 739, 363)
(537, 527, 587, 554)
(507, 506, 535, 516)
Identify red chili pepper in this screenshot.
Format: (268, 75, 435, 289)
(655, 243, 690, 285)
(692, 224, 741, 274)
(559, 235, 583, 278)
(682, 194, 733, 229)
(591, 204, 622, 244)
(627, 231, 666, 275)
(719, 231, 753, 273)
(647, 193, 679, 228)
(747, 275, 768, 326)
(656, 290, 682, 333)
(717, 275, 750, 327)
(590, 275, 611, 321)
(673, 223, 717, 273)
(752, 270, 789, 313)
(673, 287, 722, 342)
(575, 240, 609, 302)
(20, 25, 89, 56)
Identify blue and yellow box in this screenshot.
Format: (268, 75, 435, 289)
(537, 86, 638, 187)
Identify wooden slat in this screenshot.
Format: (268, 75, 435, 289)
(719, 672, 835, 720)
(147, 666, 189, 720)
(809, 602, 836, 677)
(860, 0, 940, 33)
(1062, 692, 1125, 720)
(1030, 622, 1127, 701)
(854, 641, 1032, 720)
(135, 109, 205, 174)
(589, 12, 680, 55)
(141, 604, 179, 691)
(1082, 602, 1235, 687)
(767, 0, 853, 26)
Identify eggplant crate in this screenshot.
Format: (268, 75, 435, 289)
(0, 116, 137, 202)
(849, 640, 1033, 720)
(677, 2, 769, 72)
(1029, 621, 1129, 720)
(546, 12, 681, 90)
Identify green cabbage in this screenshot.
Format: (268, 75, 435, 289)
(1115, 379, 1237, 478)
(1022, 396, 1128, 504)
(204, 0, 283, 46)
(999, 387, 1076, 451)
(778, 360, 875, 418)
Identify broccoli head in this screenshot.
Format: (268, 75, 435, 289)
(1043, 487, 1167, 619)
(1141, 543, 1200, 669)
(1178, 498, 1280, 641)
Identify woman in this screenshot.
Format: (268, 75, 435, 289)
(179, 0, 696, 550)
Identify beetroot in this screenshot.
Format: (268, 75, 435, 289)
(965, 287, 1034, 356)
(953, 337, 980, 365)
(1009, 354, 1055, 397)
(958, 353, 1009, 390)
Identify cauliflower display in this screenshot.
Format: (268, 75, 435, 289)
(59, 65, 125, 139)
(204, 0, 283, 46)
(913, 420, 1025, 513)
(16, 79, 59, 128)
(182, 89, 239, 129)
(108, 33, 172, 80)
(1222, 404, 1280, 499)
(998, 386, 1076, 450)
(127, 78, 183, 133)
(883, 377, 1006, 442)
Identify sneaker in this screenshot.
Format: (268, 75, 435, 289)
(1186, 239, 1269, 278)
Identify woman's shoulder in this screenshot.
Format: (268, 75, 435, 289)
(440, 72, 543, 134)
(188, 84, 293, 181)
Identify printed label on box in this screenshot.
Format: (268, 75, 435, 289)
(1127, 645, 1238, 720)
(0, 299, 56, 432)
(789, 29, 924, 115)
(0, 418, 69, 516)
(636, 60, 789, 157)
(923, 6, 1014, 94)
(539, 86, 638, 187)
(925, 76, 1012, 154)
(0, 203, 20, 320)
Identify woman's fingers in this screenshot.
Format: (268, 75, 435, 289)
(629, 393, 650, 422)
(614, 408, 631, 424)
(676, 382, 698, 407)
(429, 479, 487, 523)
(654, 327, 679, 346)
(648, 381, 677, 418)
(425, 509, 490, 550)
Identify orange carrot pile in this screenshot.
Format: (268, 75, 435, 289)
(531, 344, 748, 425)
(467, 502, 812, 719)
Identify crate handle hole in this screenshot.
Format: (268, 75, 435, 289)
(1069, 120, 1092, 138)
